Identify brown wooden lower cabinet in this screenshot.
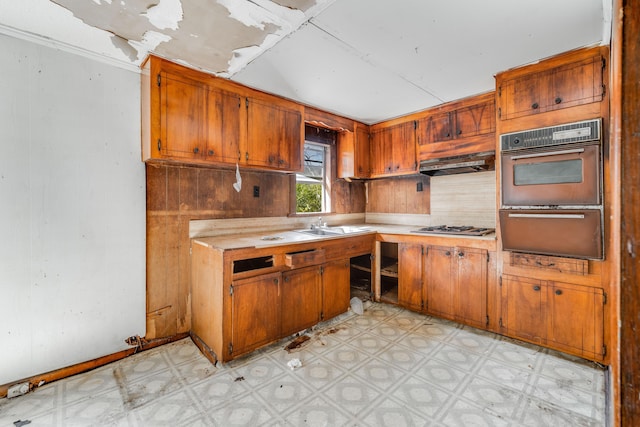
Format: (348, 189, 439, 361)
(230, 272, 281, 357)
(395, 243, 489, 330)
(190, 233, 373, 363)
(281, 266, 322, 338)
(454, 247, 488, 329)
(322, 259, 351, 320)
(500, 274, 605, 360)
(397, 243, 424, 312)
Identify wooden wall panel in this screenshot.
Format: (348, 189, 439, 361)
(619, 0, 640, 424)
(332, 180, 366, 213)
(366, 176, 430, 214)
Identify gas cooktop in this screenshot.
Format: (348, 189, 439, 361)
(411, 225, 495, 236)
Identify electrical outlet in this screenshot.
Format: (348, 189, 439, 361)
(253, 186, 260, 197)
(7, 382, 29, 398)
(416, 182, 423, 192)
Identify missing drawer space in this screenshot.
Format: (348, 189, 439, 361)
(233, 256, 274, 273)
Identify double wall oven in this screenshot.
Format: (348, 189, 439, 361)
(499, 119, 603, 259)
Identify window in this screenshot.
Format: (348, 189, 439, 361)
(296, 141, 330, 213)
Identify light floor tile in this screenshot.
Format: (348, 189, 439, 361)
(0, 303, 606, 426)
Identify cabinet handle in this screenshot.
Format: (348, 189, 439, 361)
(457, 129, 462, 135)
(157, 139, 161, 151)
(458, 252, 465, 257)
(445, 251, 451, 256)
(555, 97, 562, 104)
(533, 285, 541, 291)
(245, 152, 249, 160)
(284, 276, 289, 283)
(531, 102, 539, 109)
(208, 149, 214, 156)
(193, 147, 199, 154)
(274, 278, 279, 284)
(555, 289, 563, 295)
(446, 133, 450, 137)
(535, 260, 556, 267)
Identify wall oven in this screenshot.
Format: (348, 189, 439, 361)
(499, 119, 603, 259)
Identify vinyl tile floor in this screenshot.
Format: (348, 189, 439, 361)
(0, 302, 607, 426)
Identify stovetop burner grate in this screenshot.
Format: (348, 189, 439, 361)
(412, 225, 495, 236)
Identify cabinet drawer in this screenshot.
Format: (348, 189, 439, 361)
(510, 253, 588, 275)
(323, 235, 374, 261)
(285, 249, 325, 269)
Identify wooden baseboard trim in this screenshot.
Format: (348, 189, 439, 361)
(190, 332, 219, 365)
(0, 333, 189, 398)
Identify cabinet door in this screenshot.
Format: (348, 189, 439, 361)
(369, 127, 393, 176)
(454, 100, 495, 139)
(392, 121, 418, 174)
(426, 246, 456, 319)
(454, 248, 487, 328)
(398, 243, 424, 312)
(246, 98, 302, 171)
(501, 275, 546, 343)
(498, 73, 544, 120)
(204, 89, 241, 163)
(424, 112, 453, 144)
(498, 53, 604, 120)
(159, 72, 204, 159)
(230, 272, 281, 357)
(322, 259, 351, 321)
(281, 266, 322, 337)
(547, 282, 605, 359)
(548, 55, 605, 112)
(370, 121, 416, 176)
(337, 131, 356, 179)
(355, 124, 371, 177)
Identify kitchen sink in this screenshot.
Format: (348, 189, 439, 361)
(295, 226, 371, 236)
(297, 228, 344, 236)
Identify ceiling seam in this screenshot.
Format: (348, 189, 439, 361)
(307, 20, 445, 103)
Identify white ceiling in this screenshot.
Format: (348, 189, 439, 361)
(0, 0, 610, 124)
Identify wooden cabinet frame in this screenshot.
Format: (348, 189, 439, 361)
(191, 233, 375, 363)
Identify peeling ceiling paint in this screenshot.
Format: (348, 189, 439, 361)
(0, 0, 610, 123)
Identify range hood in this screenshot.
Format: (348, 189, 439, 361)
(419, 151, 495, 176)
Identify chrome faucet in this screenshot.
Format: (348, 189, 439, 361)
(312, 217, 325, 230)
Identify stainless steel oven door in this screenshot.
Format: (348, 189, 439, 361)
(499, 209, 603, 259)
(501, 143, 601, 206)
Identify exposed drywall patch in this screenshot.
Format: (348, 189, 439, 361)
(110, 34, 139, 61)
(143, 0, 183, 31)
(50, 0, 294, 74)
(272, 0, 317, 11)
(217, 0, 281, 30)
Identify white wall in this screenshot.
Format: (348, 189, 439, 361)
(0, 34, 146, 386)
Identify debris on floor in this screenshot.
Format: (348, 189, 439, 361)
(284, 335, 310, 352)
(350, 297, 364, 315)
(13, 421, 31, 427)
(234, 376, 245, 382)
(287, 358, 302, 370)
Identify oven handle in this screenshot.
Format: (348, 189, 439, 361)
(508, 213, 586, 219)
(510, 148, 585, 160)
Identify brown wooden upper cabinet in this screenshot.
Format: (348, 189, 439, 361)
(416, 92, 495, 161)
(245, 97, 302, 171)
(337, 123, 370, 179)
(369, 120, 417, 178)
(496, 46, 606, 121)
(142, 56, 303, 172)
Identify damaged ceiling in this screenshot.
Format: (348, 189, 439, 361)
(0, 0, 611, 124)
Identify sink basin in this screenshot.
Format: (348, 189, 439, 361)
(294, 226, 371, 236)
(296, 228, 343, 236)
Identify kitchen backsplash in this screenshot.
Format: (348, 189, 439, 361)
(429, 171, 496, 227)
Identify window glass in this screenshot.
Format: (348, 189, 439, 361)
(514, 159, 583, 186)
(296, 141, 329, 213)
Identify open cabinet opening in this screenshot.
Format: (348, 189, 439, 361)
(379, 242, 399, 304)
